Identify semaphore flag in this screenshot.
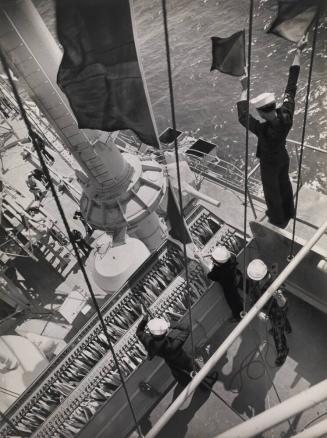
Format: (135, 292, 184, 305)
(56, 0, 159, 148)
(210, 30, 246, 77)
(267, 0, 320, 43)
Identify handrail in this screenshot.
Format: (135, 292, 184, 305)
(145, 216, 327, 438)
(293, 418, 327, 438)
(288, 138, 327, 155)
(247, 162, 260, 180)
(217, 379, 327, 437)
(116, 133, 325, 221)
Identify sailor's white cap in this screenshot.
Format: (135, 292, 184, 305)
(212, 246, 230, 263)
(247, 259, 268, 281)
(317, 259, 327, 273)
(250, 92, 276, 110)
(147, 318, 169, 336)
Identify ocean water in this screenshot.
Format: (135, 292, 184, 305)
(34, 0, 327, 191)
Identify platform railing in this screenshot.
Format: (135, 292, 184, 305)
(103, 130, 327, 228)
(116, 134, 327, 224)
(244, 139, 327, 220)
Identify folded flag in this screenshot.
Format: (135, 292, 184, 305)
(267, 0, 320, 43)
(166, 183, 192, 246)
(211, 30, 246, 77)
(56, 0, 159, 148)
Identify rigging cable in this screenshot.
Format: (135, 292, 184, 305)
(241, 0, 254, 315)
(161, 0, 196, 372)
(0, 48, 143, 438)
(288, 2, 322, 260)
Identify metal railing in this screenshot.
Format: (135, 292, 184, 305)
(244, 139, 327, 221)
(217, 379, 327, 437)
(115, 133, 327, 224)
(0, 77, 76, 168)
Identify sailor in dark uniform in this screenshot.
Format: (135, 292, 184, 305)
(196, 246, 243, 322)
(31, 168, 50, 189)
(29, 132, 55, 165)
(247, 259, 292, 366)
(137, 315, 218, 387)
(266, 289, 292, 366)
(137, 316, 193, 386)
(73, 210, 94, 239)
(237, 37, 307, 228)
(71, 229, 92, 256)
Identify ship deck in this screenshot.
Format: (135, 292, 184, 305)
(1, 125, 327, 437)
(142, 174, 327, 437)
(141, 290, 327, 437)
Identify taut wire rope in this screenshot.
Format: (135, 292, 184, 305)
(242, 0, 254, 315)
(0, 47, 143, 438)
(161, 0, 196, 372)
(288, 3, 322, 259)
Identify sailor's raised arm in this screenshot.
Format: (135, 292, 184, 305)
(237, 74, 260, 136)
(239, 75, 248, 102)
(193, 251, 211, 276)
(283, 35, 307, 117)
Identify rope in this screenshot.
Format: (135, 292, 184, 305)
(242, 0, 254, 314)
(161, 0, 196, 372)
(0, 48, 143, 438)
(288, 5, 322, 259)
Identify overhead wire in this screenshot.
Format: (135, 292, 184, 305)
(288, 2, 322, 259)
(161, 0, 196, 372)
(241, 0, 254, 316)
(0, 48, 143, 438)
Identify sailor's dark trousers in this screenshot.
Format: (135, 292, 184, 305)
(260, 154, 294, 226)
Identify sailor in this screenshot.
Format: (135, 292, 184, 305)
(195, 246, 243, 322)
(21, 210, 50, 245)
(237, 36, 307, 228)
(266, 289, 292, 366)
(73, 210, 94, 239)
(136, 313, 218, 387)
(71, 229, 92, 257)
(29, 132, 55, 165)
(246, 258, 270, 306)
(247, 259, 292, 366)
(26, 171, 46, 201)
(31, 168, 50, 189)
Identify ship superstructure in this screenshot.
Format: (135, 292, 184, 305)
(0, 1, 327, 438)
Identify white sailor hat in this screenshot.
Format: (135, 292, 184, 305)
(147, 318, 169, 336)
(212, 246, 230, 263)
(247, 259, 268, 281)
(250, 92, 276, 110)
